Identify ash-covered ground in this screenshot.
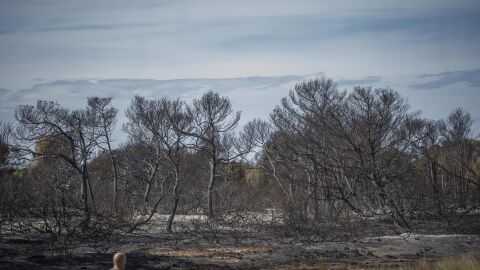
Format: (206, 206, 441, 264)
(1, 215, 479, 269)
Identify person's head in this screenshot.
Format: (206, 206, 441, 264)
(112, 252, 126, 270)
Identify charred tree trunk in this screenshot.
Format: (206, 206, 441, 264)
(144, 181, 152, 203)
(166, 196, 180, 232)
(429, 161, 444, 217)
(107, 141, 119, 212)
(207, 158, 216, 219)
(80, 171, 90, 227)
(167, 166, 181, 232)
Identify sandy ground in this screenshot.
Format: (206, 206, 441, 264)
(1, 217, 479, 269)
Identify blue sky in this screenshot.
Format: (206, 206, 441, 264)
(1, 0, 479, 139)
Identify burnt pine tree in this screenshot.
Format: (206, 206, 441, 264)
(185, 91, 241, 219)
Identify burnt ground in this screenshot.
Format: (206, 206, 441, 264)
(1, 216, 480, 269)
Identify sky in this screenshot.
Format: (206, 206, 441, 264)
(1, 0, 480, 141)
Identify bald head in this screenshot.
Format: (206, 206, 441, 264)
(112, 252, 126, 270)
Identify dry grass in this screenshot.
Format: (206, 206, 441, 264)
(150, 246, 274, 265)
(407, 255, 480, 270)
(273, 255, 480, 269)
(151, 246, 273, 257)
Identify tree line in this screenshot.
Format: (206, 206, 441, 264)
(0, 78, 479, 238)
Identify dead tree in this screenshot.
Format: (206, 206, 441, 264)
(269, 79, 348, 221)
(242, 119, 291, 199)
(184, 91, 241, 219)
(125, 96, 192, 232)
(87, 97, 119, 211)
(336, 87, 419, 228)
(439, 108, 474, 209)
(15, 101, 102, 226)
(265, 79, 423, 229)
(0, 121, 12, 170)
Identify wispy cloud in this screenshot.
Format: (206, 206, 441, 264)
(2, 71, 479, 137)
(413, 69, 480, 89)
(336, 76, 382, 87)
(0, 74, 308, 138)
